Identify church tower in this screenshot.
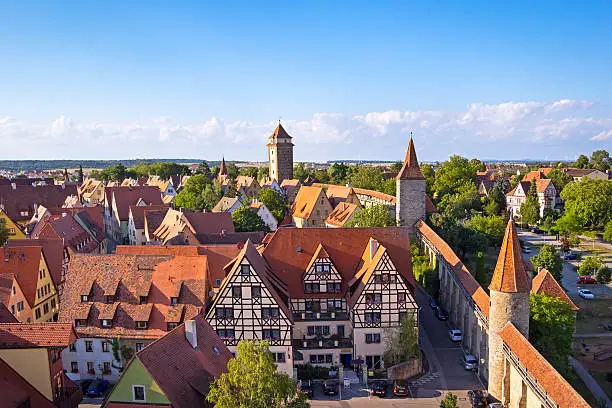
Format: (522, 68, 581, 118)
(268, 122, 294, 183)
(395, 137, 426, 232)
(487, 220, 531, 402)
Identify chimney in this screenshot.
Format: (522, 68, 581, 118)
(185, 320, 198, 350)
(369, 238, 378, 261)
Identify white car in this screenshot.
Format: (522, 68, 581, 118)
(578, 289, 595, 300)
(449, 329, 463, 342)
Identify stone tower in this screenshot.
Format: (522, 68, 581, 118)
(395, 137, 426, 233)
(487, 220, 531, 401)
(218, 156, 228, 179)
(267, 122, 294, 183)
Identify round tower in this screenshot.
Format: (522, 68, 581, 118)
(487, 220, 531, 401)
(395, 136, 426, 233)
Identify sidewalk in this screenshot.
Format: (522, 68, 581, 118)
(574, 332, 612, 338)
(569, 356, 612, 407)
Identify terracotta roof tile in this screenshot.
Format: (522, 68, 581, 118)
(129, 205, 170, 229)
(106, 186, 164, 221)
(0, 246, 44, 306)
(212, 196, 241, 212)
(499, 323, 590, 408)
(5, 239, 64, 287)
(291, 186, 328, 219)
(325, 202, 361, 227)
(183, 212, 235, 235)
(0, 302, 17, 323)
(0, 184, 78, 222)
(0, 322, 77, 348)
(489, 220, 531, 293)
(165, 305, 185, 323)
(397, 137, 425, 180)
(270, 123, 292, 139)
(531, 269, 578, 311)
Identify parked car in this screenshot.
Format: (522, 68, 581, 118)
(79, 379, 93, 392)
(85, 379, 110, 398)
(370, 380, 387, 397)
(323, 380, 339, 396)
(521, 246, 531, 254)
(429, 297, 438, 309)
(449, 329, 463, 342)
(393, 379, 409, 397)
(578, 289, 595, 299)
(530, 227, 543, 234)
(563, 252, 578, 260)
(467, 390, 487, 407)
(606, 323, 612, 331)
(462, 354, 478, 371)
(299, 381, 314, 398)
(576, 275, 596, 284)
(435, 306, 449, 321)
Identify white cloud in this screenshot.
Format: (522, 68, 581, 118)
(0, 99, 610, 160)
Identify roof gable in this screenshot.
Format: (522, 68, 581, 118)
(531, 269, 578, 311)
(489, 220, 531, 293)
(396, 137, 425, 180)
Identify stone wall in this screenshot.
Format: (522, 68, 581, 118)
(387, 356, 423, 380)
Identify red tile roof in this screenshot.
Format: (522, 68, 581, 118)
(107, 186, 164, 221)
(35, 213, 100, 253)
(183, 212, 235, 235)
(0, 358, 56, 407)
(131, 315, 232, 408)
(194, 231, 264, 245)
(0, 246, 44, 306)
(0, 302, 18, 323)
(531, 269, 578, 311)
(291, 186, 329, 220)
(489, 220, 531, 293)
(130, 205, 170, 229)
(0, 322, 77, 348)
(0, 184, 78, 222)
(325, 202, 361, 227)
(144, 209, 168, 238)
(6, 238, 64, 287)
(262, 227, 415, 299)
(269, 123, 292, 140)
(499, 323, 590, 408)
(416, 220, 490, 317)
(397, 137, 425, 180)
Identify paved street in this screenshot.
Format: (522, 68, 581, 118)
(308, 289, 484, 407)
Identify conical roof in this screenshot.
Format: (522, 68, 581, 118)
(489, 220, 531, 293)
(396, 137, 425, 180)
(218, 157, 227, 176)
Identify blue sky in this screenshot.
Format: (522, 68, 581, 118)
(0, 1, 611, 161)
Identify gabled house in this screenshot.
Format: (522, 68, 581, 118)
(78, 179, 105, 206)
(0, 208, 26, 239)
(146, 175, 177, 197)
(212, 196, 242, 213)
(562, 167, 608, 181)
(260, 177, 283, 194)
(152, 209, 235, 245)
(206, 240, 293, 374)
(506, 179, 561, 218)
(531, 269, 578, 311)
(235, 176, 261, 199)
(249, 200, 278, 231)
(143, 209, 168, 244)
(103, 316, 232, 408)
(59, 253, 211, 382)
(0, 246, 60, 323)
(325, 201, 362, 228)
(291, 186, 333, 228)
(127, 205, 169, 245)
(280, 179, 301, 204)
(0, 322, 81, 408)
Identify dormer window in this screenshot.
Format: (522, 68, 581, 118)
(75, 319, 87, 327)
(167, 322, 178, 331)
(170, 297, 178, 305)
(101, 319, 112, 328)
(136, 321, 148, 330)
(139, 296, 148, 304)
(81, 295, 89, 302)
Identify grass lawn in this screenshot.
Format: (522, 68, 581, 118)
(573, 293, 612, 334)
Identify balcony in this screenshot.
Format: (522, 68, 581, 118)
(293, 311, 349, 321)
(293, 337, 353, 349)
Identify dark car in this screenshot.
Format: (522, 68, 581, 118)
(467, 390, 487, 407)
(299, 381, 314, 398)
(530, 227, 543, 234)
(576, 275, 597, 284)
(435, 306, 449, 321)
(79, 379, 93, 392)
(429, 297, 438, 309)
(393, 379, 409, 397)
(564, 252, 577, 260)
(86, 379, 110, 398)
(370, 380, 387, 397)
(323, 380, 339, 396)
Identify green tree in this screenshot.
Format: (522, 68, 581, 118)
(328, 163, 350, 184)
(438, 181, 481, 221)
(240, 167, 259, 178)
(578, 255, 602, 276)
(530, 245, 564, 282)
(130, 162, 151, 177)
(257, 166, 269, 181)
(227, 162, 239, 180)
(0, 221, 9, 246)
(314, 169, 330, 184)
(433, 155, 477, 198)
(596, 266, 611, 285)
(560, 179, 612, 228)
(454, 223, 488, 258)
(603, 220, 612, 242)
(573, 154, 590, 169)
(348, 166, 384, 191)
(465, 215, 506, 246)
(469, 158, 486, 172)
(383, 312, 418, 367)
(529, 293, 576, 377)
(232, 205, 269, 232)
(555, 210, 583, 235)
(201, 181, 224, 211)
(293, 163, 313, 182)
(258, 188, 288, 222)
(519, 182, 540, 225)
(484, 180, 507, 216)
(344, 204, 395, 227)
(196, 161, 211, 177)
(590, 149, 610, 172)
(421, 164, 435, 196)
(440, 392, 458, 408)
(174, 174, 211, 211)
(78, 165, 84, 183)
(380, 179, 396, 196)
(546, 168, 572, 192)
(389, 161, 403, 173)
(474, 251, 488, 288)
(207, 340, 308, 408)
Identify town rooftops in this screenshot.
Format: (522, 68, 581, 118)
(291, 186, 328, 219)
(499, 322, 590, 408)
(212, 196, 241, 212)
(0, 184, 79, 222)
(4, 239, 64, 287)
(489, 220, 531, 293)
(531, 269, 578, 311)
(129, 204, 169, 229)
(106, 186, 164, 220)
(0, 322, 77, 348)
(325, 202, 361, 227)
(0, 246, 46, 306)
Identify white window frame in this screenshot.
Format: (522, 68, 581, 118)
(132, 385, 146, 402)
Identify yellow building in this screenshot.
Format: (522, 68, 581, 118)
(0, 208, 26, 239)
(1, 246, 60, 323)
(291, 186, 334, 228)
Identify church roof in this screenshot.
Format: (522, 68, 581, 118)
(489, 220, 531, 293)
(218, 157, 227, 176)
(396, 137, 425, 180)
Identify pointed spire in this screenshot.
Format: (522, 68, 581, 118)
(218, 157, 227, 176)
(396, 135, 425, 180)
(489, 220, 531, 293)
(271, 122, 292, 139)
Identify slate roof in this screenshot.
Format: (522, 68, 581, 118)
(0, 322, 77, 348)
(489, 220, 531, 293)
(531, 269, 578, 311)
(499, 323, 590, 408)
